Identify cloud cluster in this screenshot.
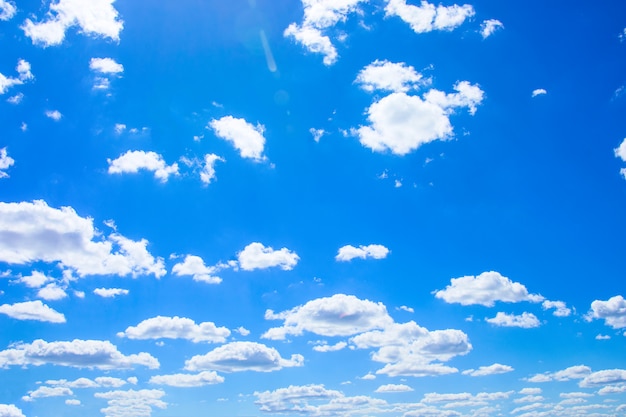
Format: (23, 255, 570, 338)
(0, 404, 25, 417)
(89, 57, 123, 90)
(356, 60, 427, 93)
(335, 244, 389, 261)
(108, 150, 180, 183)
(118, 316, 230, 343)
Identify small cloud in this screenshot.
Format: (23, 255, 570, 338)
(45, 110, 62, 121)
(90, 58, 124, 74)
(335, 244, 389, 262)
(0, 147, 15, 179)
(486, 312, 541, 328)
(7, 92, 23, 104)
(595, 334, 611, 340)
(360, 373, 376, 380)
(462, 363, 514, 377)
(397, 306, 414, 313)
(0, 0, 17, 21)
(394, 179, 402, 188)
(93, 288, 129, 298)
(480, 19, 504, 39)
(114, 123, 126, 134)
(375, 383, 413, 393)
(235, 327, 250, 336)
(619, 28, 626, 42)
(532, 89, 547, 97)
(310, 128, 325, 142)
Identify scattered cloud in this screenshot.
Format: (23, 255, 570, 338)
(0, 148, 15, 179)
(284, 24, 338, 65)
(527, 365, 591, 383)
(335, 244, 389, 261)
(17, 271, 51, 288)
(588, 295, 626, 329)
(532, 88, 547, 97)
(398, 305, 414, 313)
(542, 300, 572, 317)
(579, 369, 626, 388)
(93, 288, 129, 298)
(209, 116, 266, 161)
(481, 19, 504, 38)
(385, 0, 474, 34)
(614, 139, 626, 175)
(46, 376, 128, 388)
(184, 341, 304, 372)
(114, 123, 126, 134)
(45, 110, 62, 121)
(171, 255, 224, 284)
(0, 59, 33, 95)
(619, 28, 626, 42)
(355, 60, 426, 93)
(22, 386, 73, 402)
(486, 312, 541, 328)
(0, 404, 25, 417)
(90, 57, 123, 74)
(107, 150, 180, 183)
(375, 384, 414, 393)
(21, 0, 123, 47)
(0, 0, 16, 21)
(37, 283, 68, 301)
(310, 128, 325, 142)
(434, 271, 544, 307)
(149, 371, 224, 387)
(596, 334, 611, 340)
(237, 242, 299, 271)
(463, 363, 514, 377)
(118, 316, 230, 343)
(95, 389, 166, 417)
(7, 93, 23, 104)
(200, 153, 224, 185)
(0, 300, 66, 323)
(65, 399, 81, 405)
(312, 341, 348, 352)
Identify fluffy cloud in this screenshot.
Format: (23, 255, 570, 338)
(0, 300, 66, 323)
(209, 116, 266, 161)
(237, 242, 299, 271)
(485, 312, 541, 328)
(184, 341, 304, 372)
(335, 244, 389, 261)
(480, 19, 504, 38)
(46, 376, 128, 388)
(312, 341, 347, 352)
(0, 404, 25, 417)
(45, 110, 62, 121)
(200, 154, 224, 185)
(21, 0, 123, 47)
(284, 24, 337, 66)
(527, 365, 592, 383)
(542, 300, 572, 317)
(588, 295, 626, 329)
(89, 57, 123, 73)
(0, 201, 165, 278)
(22, 386, 73, 401)
(375, 384, 414, 393)
(462, 363, 514, 377)
(434, 271, 544, 307)
(0, 339, 159, 369)
(37, 283, 68, 300)
(263, 294, 393, 340)
(95, 389, 166, 417)
(118, 316, 230, 343)
(532, 88, 547, 97)
(149, 371, 224, 387)
(579, 369, 626, 388)
(0, 60, 33, 95)
(385, 0, 474, 34)
(356, 60, 426, 93)
(17, 271, 51, 288)
(171, 255, 223, 284)
(0, 148, 14, 179)
(93, 288, 129, 298)
(254, 384, 343, 413)
(107, 150, 180, 183)
(0, 1, 16, 21)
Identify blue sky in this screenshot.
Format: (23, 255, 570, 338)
(1, 0, 626, 416)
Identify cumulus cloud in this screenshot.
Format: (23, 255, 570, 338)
(171, 255, 224, 284)
(184, 341, 304, 372)
(0, 200, 165, 278)
(95, 389, 166, 417)
(0, 60, 33, 95)
(311, 341, 348, 352)
(200, 153, 224, 185)
(335, 244, 389, 261)
(0, 1, 16, 21)
(21, 0, 123, 47)
(480, 19, 503, 38)
(542, 300, 572, 317)
(37, 283, 68, 300)
(237, 242, 299, 271)
(210, 116, 266, 161)
(0, 148, 15, 179)
(46, 376, 128, 388)
(385, 0, 474, 34)
(356, 60, 426, 93)
(107, 150, 180, 183)
(118, 316, 230, 343)
(434, 271, 544, 307)
(527, 365, 591, 383)
(375, 384, 414, 393)
(532, 88, 547, 97)
(579, 369, 626, 388)
(45, 110, 62, 121)
(17, 271, 51, 288)
(485, 312, 541, 328)
(0, 404, 25, 417)
(284, 24, 338, 66)
(0, 300, 66, 323)
(0, 339, 159, 370)
(463, 363, 514, 377)
(588, 295, 626, 329)
(149, 371, 224, 387)
(254, 384, 343, 413)
(89, 57, 123, 73)
(22, 386, 73, 401)
(93, 288, 129, 298)
(263, 294, 393, 340)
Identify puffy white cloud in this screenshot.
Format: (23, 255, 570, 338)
(171, 255, 223, 284)
(22, 386, 73, 401)
(118, 316, 230, 343)
(375, 384, 414, 393)
(21, 0, 123, 47)
(45, 110, 62, 121)
(149, 371, 224, 387)
(0, 339, 159, 369)
(37, 283, 68, 300)
(385, 0, 474, 34)
(312, 341, 347, 352)
(209, 116, 266, 161)
(598, 384, 626, 395)
(89, 57, 123, 74)
(480, 19, 503, 38)
(614, 139, 626, 163)
(284, 24, 338, 66)
(0, 1, 16, 21)
(588, 295, 626, 329)
(93, 288, 129, 298)
(0, 404, 25, 417)
(263, 294, 393, 340)
(423, 81, 485, 116)
(18, 271, 51, 288)
(356, 60, 426, 93)
(237, 242, 299, 271)
(579, 369, 626, 388)
(434, 271, 544, 307)
(0, 148, 15, 179)
(527, 365, 591, 383)
(95, 389, 166, 417)
(335, 244, 389, 261)
(542, 300, 571, 317)
(16, 60, 33, 81)
(485, 312, 541, 328)
(532, 88, 547, 97)
(0, 300, 66, 323)
(107, 150, 179, 183)
(184, 341, 304, 372)
(462, 363, 514, 377)
(0, 60, 33, 95)
(200, 153, 224, 185)
(0, 203, 166, 277)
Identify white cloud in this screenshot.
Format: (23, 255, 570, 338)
(519, 388, 542, 395)
(361, 373, 376, 380)
(579, 369, 626, 388)
(312, 341, 348, 352)
(385, 0, 474, 34)
(598, 384, 626, 395)
(532, 88, 547, 97)
(310, 128, 325, 142)
(614, 138, 626, 162)
(89, 57, 123, 74)
(65, 399, 81, 405)
(149, 371, 224, 387)
(480, 19, 503, 38)
(16, 60, 33, 81)
(284, 24, 338, 66)
(107, 150, 180, 183)
(335, 244, 389, 261)
(21, 0, 123, 47)
(356, 60, 426, 93)
(200, 153, 224, 185)
(114, 123, 126, 134)
(423, 81, 484, 115)
(262, 294, 393, 340)
(118, 316, 230, 343)
(0, 300, 66, 323)
(171, 255, 223, 284)
(375, 384, 414, 393)
(7, 93, 23, 104)
(236, 326, 250, 336)
(184, 341, 304, 372)
(45, 110, 62, 121)
(462, 363, 514, 377)
(0, 339, 159, 370)
(46, 376, 127, 388)
(0, 404, 25, 417)
(95, 389, 166, 417)
(254, 384, 344, 413)
(22, 386, 73, 401)
(37, 283, 68, 300)
(377, 362, 459, 378)
(588, 295, 626, 329)
(209, 116, 266, 161)
(0, 201, 164, 278)
(17, 271, 51, 288)
(398, 305, 414, 313)
(237, 242, 299, 271)
(595, 334, 611, 340)
(434, 271, 544, 307)
(0, 60, 33, 95)
(486, 312, 541, 328)
(94, 287, 129, 298)
(0, 1, 16, 21)
(0, 148, 15, 179)
(527, 365, 591, 383)
(542, 300, 571, 317)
